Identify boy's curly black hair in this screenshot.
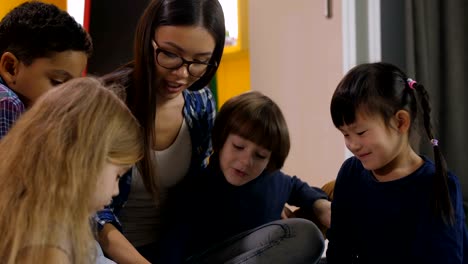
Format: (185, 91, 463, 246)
(0, 1, 93, 65)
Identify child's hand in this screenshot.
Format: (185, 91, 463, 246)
(312, 199, 331, 228)
(281, 206, 296, 219)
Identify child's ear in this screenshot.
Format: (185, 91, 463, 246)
(395, 110, 411, 133)
(0, 52, 20, 87)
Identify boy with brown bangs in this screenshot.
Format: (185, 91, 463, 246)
(161, 91, 331, 264)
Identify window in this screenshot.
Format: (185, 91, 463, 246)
(219, 0, 247, 55)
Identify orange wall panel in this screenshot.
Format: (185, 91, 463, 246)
(0, 0, 67, 20)
(216, 0, 250, 108)
(216, 51, 250, 108)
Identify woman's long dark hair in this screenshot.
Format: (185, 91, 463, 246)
(101, 0, 225, 198)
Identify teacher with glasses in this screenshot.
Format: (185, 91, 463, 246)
(96, 0, 225, 263)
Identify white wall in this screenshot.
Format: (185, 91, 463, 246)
(67, 0, 85, 26)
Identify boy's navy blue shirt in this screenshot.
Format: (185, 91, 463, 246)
(162, 159, 328, 261)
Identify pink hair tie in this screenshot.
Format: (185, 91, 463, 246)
(430, 138, 439, 146)
(407, 78, 417, 90)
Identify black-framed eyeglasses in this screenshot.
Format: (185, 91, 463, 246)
(152, 40, 216, 77)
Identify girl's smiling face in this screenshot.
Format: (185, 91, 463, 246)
(339, 110, 405, 174)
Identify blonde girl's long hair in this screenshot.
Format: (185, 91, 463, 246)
(0, 77, 143, 263)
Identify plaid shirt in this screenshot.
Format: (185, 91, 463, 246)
(0, 77, 25, 139)
(96, 87, 216, 231)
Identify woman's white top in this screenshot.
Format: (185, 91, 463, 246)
(119, 119, 192, 247)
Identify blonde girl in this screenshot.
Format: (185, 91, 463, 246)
(0, 77, 143, 264)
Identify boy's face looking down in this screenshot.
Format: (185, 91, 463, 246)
(1, 50, 88, 106)
(219, 134, 271, 186)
